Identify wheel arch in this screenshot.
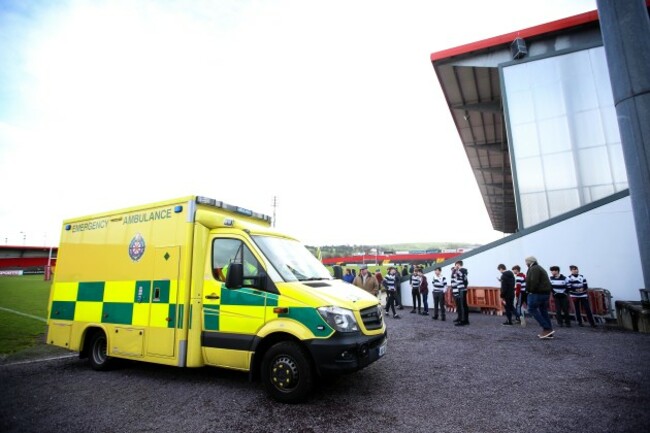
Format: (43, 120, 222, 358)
(80, 325, 109, 359)
(251, 332, 315, 382)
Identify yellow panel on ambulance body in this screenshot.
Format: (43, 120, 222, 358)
(52, 197, 192, 282)
(47, 197, 195, 366)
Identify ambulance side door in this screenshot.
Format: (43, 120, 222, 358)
(201, 236, 267, 369)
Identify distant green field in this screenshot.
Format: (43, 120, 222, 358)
(0, 275, 51, 354)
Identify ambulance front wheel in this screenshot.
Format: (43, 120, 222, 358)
(261, 341, 314, 403)
(89, 331, 114, 371)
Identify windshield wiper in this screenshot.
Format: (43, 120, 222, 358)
(286, 264, 307, 280)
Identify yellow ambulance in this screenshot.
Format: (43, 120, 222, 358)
(46, 196, 387, 403)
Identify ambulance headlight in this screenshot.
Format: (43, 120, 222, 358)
(317, 306, 359, 333)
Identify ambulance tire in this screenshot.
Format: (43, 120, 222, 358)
(261, 341, 314, 404)
(88, 331, 114, 371)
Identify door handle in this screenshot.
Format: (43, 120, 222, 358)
(205, 293, 220, 300)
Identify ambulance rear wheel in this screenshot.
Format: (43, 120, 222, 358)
(89, 331, 113, 371)
(261, 341, 313, 403)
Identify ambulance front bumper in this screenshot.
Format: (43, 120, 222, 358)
(305, 331, 388, 375)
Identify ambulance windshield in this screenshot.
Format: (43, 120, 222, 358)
(253, 235, 332, 282)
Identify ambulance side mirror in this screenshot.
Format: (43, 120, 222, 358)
(225, 263, 244, 289)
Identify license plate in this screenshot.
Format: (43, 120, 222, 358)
(378, 340, 387, 357)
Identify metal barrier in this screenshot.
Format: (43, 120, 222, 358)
(467, 287, 503, 315)
(445, 289, 456, 313)
(548, 288, 614, 324)
(438, 287, 614, 322)
(444, 287, 503, 315)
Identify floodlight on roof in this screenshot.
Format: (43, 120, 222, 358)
(511, 37, 527, 60)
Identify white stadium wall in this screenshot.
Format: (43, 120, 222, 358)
(407, 195, 643, 309)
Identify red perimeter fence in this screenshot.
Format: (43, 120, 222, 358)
(442, 287, 614, 322)
(323, 252, 461, 266)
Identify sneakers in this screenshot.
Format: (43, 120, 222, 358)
(502, 321, 513, 326)
(441, 317, 446, 321)
(393, 313, 400, 319)
(410, 309, 417, 314)
(432, 316, 438, 320)
(538, 330, 555, 339)
(421, 312, 429, 316)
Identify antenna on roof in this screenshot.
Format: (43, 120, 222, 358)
(272, 196, 278, 228)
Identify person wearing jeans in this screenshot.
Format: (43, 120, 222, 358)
(525, 256, 554, 339)
(513, 265, 527, 324)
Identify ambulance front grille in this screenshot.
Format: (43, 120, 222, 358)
(360, 305, 383, 331)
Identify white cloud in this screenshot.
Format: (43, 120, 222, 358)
(0, 0, 597, 247)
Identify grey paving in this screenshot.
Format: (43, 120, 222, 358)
(1, 311, 649, 433)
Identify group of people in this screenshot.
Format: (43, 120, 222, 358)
(499, 257, 596, 339)
(404, 260, 470, 326)
(350, 260, 472, 326)
(348, 257, 597, 340)
(349, 265, 402, 316)
(348, 264, 410, 318)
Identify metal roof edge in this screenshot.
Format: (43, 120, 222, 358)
(430, 9, 600, 63)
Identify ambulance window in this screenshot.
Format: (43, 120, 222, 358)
(242, 247, 261, 278)
(212, 238, 261, 283)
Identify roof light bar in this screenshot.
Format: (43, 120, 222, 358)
(195, 196, 272, 223)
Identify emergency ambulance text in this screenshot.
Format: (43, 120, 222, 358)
(123, 208, 172, 225)
(71, 220, 108, 232)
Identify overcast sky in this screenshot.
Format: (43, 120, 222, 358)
(0, 0, 598, 248)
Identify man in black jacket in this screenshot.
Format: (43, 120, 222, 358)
(498, 264, 516, 325)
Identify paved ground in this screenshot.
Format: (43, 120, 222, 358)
(1, 310, 649, 433)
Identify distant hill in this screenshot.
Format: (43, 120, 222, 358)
(306, 242, 480, 259)
(380, 242, 477, 252)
